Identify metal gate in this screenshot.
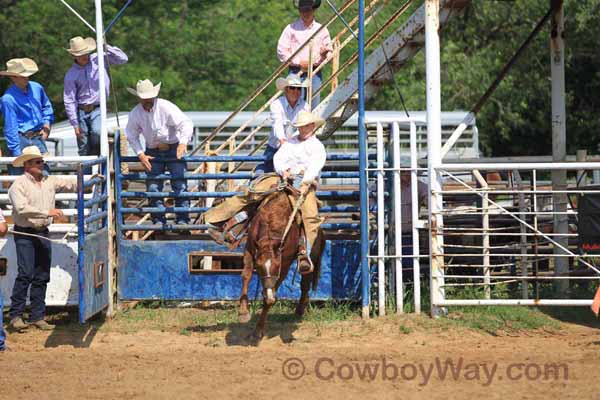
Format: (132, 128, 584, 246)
(77, 157, 110, 323)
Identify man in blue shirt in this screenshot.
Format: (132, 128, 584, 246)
(0, 58, 54, 161)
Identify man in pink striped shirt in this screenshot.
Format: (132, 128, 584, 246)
(277, 0, 332, 107)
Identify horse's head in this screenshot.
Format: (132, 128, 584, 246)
(254, 220, 282, 305)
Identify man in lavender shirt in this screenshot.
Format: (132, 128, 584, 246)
(63, 36, 128, 156)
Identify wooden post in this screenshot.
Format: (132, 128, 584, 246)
(307, 39, 314, 109)
(331, 38, 340, 92)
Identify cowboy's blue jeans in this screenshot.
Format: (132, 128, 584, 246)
(77, 107, 101, 156)
(254, 145, 278, 176)
(9, 227, 52, 323)
(146, 145, 189, 224)
(0, 293, 6, 351)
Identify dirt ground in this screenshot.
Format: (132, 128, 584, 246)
(1, 307, 599, 400)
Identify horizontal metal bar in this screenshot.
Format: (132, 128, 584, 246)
(434, 253, 582, 257)
(437, 190, 600, 194)
(435, 299, 593, 306)
(119, 191, 369, 199)
(119, 222, 360, 232)
(439, 162, 600, 171)
(84, 194, 108, 208)
(119, 154, 377, 163)
(80, 157, 107, 168)
(367, 254, 429, 259)
(83, 176, 104, 188)
(119, 205, 360, 215)
(120, 224, 207, 231)
(84, 211, 107, 224)
(120, 207, 209, 214)
(0, 174, 92, 182)
(440, 232, 577, 237)
(0, 156, 96, 165)
(0, 193, 91, 201)
(119, 171, 363, 181)
(438, 275, 600, 280)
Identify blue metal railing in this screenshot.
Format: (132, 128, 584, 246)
(114, 134, 370, 235)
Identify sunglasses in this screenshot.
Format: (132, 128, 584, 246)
(288, 86, 302, 91)
(29, 159, 44, 165)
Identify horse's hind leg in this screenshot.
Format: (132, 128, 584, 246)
(295, 273, 311, 317)
(238, 251, 253, 323)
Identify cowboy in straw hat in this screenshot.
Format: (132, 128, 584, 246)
(7, 146, 78, 332)
(255, 74, 310, 175)
(64, 36, 128, 157)
(125, 79, 193, 227)
(0, 58, 53, 165)
(277, 0, 332, 107)
(204, 110, 327, 274)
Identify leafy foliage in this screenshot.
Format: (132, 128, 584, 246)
(0, 0, 598, 156)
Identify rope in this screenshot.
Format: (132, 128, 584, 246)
(7, 226, 77, 244)
(279, 192, 305, 252)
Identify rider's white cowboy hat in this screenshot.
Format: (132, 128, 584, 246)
(66, 36, 96, 57)
(12, 146, 45, 167)
(0, 58, 38, 78)
(127, 79, 162, 99)
(275, 74, 308, 91)
(293, 111, 325, 128)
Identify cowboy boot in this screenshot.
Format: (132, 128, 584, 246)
(297, 243, 314, 275)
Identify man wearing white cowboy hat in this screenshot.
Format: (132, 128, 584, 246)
(255, 73, 310, 175)
(125, 79, 193, 226)
(0, 58, 53, 164)
(204, 110, 326, 274)
(277, 0, 332, 107)
(63, 36, 128, 156)
(7, 146, 77, 331)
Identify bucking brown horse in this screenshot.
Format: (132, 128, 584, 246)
(238, 187, 324, 343)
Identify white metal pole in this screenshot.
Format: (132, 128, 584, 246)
(473, 170, 490, 299)
(377, 123, 386, 316)
(425, 0, 445, 317)
(392, 122, 403, 314)
(94, 0, 114, 316)
(410, 122, 421, 314)
(550, 0, 568, 294)
(95, 0, 108, 159)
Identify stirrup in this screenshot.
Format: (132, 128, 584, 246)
(297, 254, 314, 275)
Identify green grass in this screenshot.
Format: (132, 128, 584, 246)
(42, 298, 596, 339)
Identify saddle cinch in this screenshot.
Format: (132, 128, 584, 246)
(218, 174, 304, 250)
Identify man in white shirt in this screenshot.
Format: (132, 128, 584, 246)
(125, 79, 193, 225)
(277, 0, 332, 107)
(204, 111, 326, 272)
(255, 74, 309, 175)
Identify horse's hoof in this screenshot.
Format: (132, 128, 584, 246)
(238, 312, 251, 324)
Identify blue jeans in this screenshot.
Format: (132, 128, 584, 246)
(8, 134, 50, 175)
(9, 227, 52, 323)
(146, 145, 189, 224)
(254, 145, 278, 176)
(77, 107, 101, 156)
(289, 67, 323, 108)
(0, 293, 6, 351)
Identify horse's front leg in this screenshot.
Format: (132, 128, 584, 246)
(251, 296, 273, 344)
(238, 251, 253, 323)
(295, 273, 311, 317)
